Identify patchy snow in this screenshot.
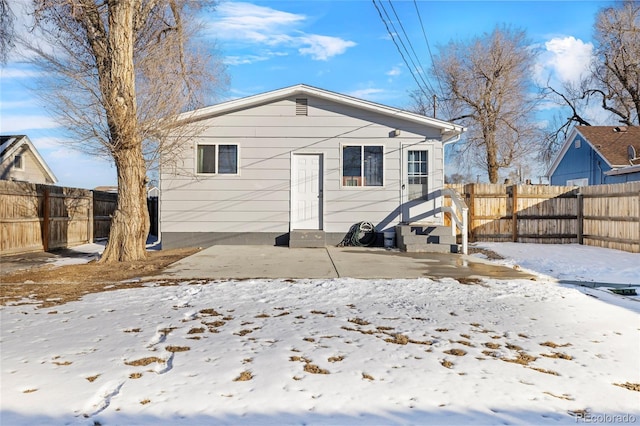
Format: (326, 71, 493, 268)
(1, 244, 639, 425)
(474, 242, 640, 286)
(46, 237, 161, 268)
(46, 243, 105, 267)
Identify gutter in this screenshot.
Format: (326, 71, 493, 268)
(605, 164, 640, 176)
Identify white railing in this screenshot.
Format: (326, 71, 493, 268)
(441, 188, 469, 255)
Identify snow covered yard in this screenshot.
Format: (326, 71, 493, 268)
(1, 244, 639, 425)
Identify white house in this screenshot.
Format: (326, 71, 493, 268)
(159, 85, 465, 249)
(0, 135, 57, 185)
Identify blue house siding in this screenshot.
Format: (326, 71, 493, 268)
(549, 134, 612, 185)
(549, 133, 640, 185)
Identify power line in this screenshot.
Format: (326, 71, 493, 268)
(371, 0, 431, 100)
(373, 0, 453, 119)
(413, 0, 451, 119)
(386, 0, 435, 96)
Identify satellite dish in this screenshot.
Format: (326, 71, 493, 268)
(628, 145, 639, 163)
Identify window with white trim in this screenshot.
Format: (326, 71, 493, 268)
(407, 150, 428, 199)
(566, 178, 588, 186)
(342, 145, 383, 187)
(196, 144, 238, 174)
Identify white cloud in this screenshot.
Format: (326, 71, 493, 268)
(29, 136, 66, 150)
(0, 115, 61, 133)
(298, 35, 357, 61)
(386, 66, 402, 77)
(223, 50, 289, 66)
(223, 55, 272, 66)
(210, 2, 356, 61)
(347, 88, 385, 100)
(215, 2, 304, 42)
(536, 36, 593, 85)
(0, 67, 42, 79)
(0, 99, 37, 110)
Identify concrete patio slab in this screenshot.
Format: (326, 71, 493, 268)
(327, 247, 534, 280)
(159, 245, 338, 280)
(156, 245, 536, 281)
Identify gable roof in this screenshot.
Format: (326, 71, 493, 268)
(547, 126, 640, 177)
(177, 84, 466, 141)
(577, 126, 640, 166)
(0, 135, 58, 184)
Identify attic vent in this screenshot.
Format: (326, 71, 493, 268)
(614, 126, 628, 132)
(295, 98, 308, 116)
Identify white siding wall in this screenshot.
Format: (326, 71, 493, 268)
(0, 149, 53, 184)
(161, 96, 445, 235)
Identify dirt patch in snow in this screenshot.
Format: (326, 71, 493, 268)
(0, 248, 199, 308)
(614, 382, 640, 392)
(468, 247, 504, 260)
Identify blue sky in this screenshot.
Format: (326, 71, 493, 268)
(0, 0, 612, 188)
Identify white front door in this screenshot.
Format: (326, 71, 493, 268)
(291, 154, 323, 229)
(401, 146, 431, 223)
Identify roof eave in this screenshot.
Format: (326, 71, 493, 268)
(605, 164, 640, 176)
(177, 84, 466, 136)
(546, 127, 619, 178)
(546, 127, 579, 178)
(2, 135, 58, 184)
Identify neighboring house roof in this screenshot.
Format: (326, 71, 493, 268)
(0, 135, 58, 184)
(176, 84, 466, 141)
(547, 126, 640, 177)
(605, 164, 640, 176)
(94, 185, 118, 193)
(577, 126, 640, 166)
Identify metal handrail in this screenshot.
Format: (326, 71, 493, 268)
(441, 188, 469, 255)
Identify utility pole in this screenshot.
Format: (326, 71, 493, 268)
(432, 94, 437, 118)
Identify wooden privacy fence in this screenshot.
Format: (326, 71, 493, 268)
(580, 183, 640, 253)
(93, 191, 118, 240)
(0, 180, 117, 255)
(446, 182, 640, 253)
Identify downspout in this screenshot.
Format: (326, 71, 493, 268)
(153, 164, 162, 250)
(442, 131, 463, 189)
(442, 130, 464, 252)
(440, 132, 462, 218)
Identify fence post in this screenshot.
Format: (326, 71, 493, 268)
(88, 192, 94, 243)
(467, 183, 475, 242)
(577, 191, 583, 245)
(43, 187, 50, 252)
(511, 185, 518, 242)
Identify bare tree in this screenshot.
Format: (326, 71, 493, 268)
(408, 89, 437, 118)
(20, 0, 226, 262)
(430, 26, 542, 183)
(0, 0, 14, 64)
(544, 1, 639, 156)
(591, 0, 640, 126)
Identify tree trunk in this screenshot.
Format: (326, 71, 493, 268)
(100, 148, 150, 263)
(487, 153, 499, 183)
(97, 0, 149, 263)
(484, 127, 500, 184)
